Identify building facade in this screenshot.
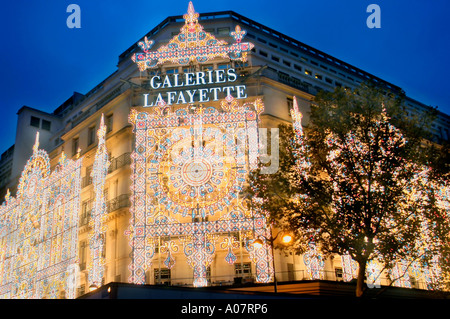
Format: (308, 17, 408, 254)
(0, 2, 448, 298)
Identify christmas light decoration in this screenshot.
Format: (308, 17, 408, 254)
(0, 133, 82, 299)
(127, 96, 271, 286)
(366, 260, 382, 288)
(221, 236, 239, 265)
(391, 260, 411, 288)
(302, 241, 325, 280)
(341, 254, 358, 282)
(289, 98, 449, 289)
(131, 2, 254, 71)
(87, 114, 110, 289)
(290, 96, 310, 178)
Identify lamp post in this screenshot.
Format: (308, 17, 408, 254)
(253, 231, 292, 293)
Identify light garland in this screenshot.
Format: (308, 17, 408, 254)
(0, 133, 82, 299)
(131, 2, 254, 70)
(87, 114, 110, 289)
(127, 96, 272, 286)
(289, 98, 450, 289)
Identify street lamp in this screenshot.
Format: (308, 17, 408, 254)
(253, 231, 293, 293)
(89, 284, 98, 292)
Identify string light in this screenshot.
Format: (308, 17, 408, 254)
(127, 95, 273, 286)
(0, 133, 82, 298)
(289, 96, 449, 288)
(88, 114, 110, 289)
(131, 2, 254, 70)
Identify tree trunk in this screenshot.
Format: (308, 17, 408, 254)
(356, 260, 367, 298)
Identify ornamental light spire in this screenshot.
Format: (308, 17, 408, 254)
(131, 1, 254, 70)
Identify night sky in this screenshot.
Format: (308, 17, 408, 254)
(0, 0, 448, 155)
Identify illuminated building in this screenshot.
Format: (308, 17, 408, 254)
(0, 2, 448, 298)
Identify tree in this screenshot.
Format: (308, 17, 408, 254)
(247, 84, 450, 297)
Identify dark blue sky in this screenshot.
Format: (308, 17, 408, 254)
(0, 0, 449, 154)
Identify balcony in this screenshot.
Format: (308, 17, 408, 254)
(82, 152, 131, 188)
(107, 152, 131, 174)
(79, 193, 131, 227)
(276, 71, 312, 93)
(105, 194, 131, 214)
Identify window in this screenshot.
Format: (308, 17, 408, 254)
(154, 268, 171, 285)
(315, 74, 322, 80)
(325, 77, 333, 84)
(79, 240, 87, 270)
(271, 55, 280, 62)
(283, 60, 291, 67)
(287, 97, 293, 115)
(235, 262, 252, 277)
(305, 69, 312, 76)
(257, 37, 267, 44)
(217, 27, 230, 35)
(88, 126, 96, 146)
(294, 64, 302, 72)
(335, 267, 343, 281)
(165, 68, 178, 74)
(41, 119, 51, 131)
(80, 200, 90, 226)
(218, 63, 230, 70)
(106, 114, 113, 133)
(202, 64, 213, 71)
(259, 50, 268, 57)
(72, 137, 79, 157)
(30, 116, 40, 128)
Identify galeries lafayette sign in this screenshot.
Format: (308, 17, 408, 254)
(143, 68, 247, 106)
(131, 2, 254, 106)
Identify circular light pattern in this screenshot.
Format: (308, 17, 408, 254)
(156, 133, 242, 218)
(181, 158, 213, 187)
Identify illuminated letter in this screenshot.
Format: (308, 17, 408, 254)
(66, 4, 81, 29)
(366, 4, 381, 28)
(227, 69, 237, 82)
(162, 76, 172, 88)
(185, 73, 195, 86)
(176, 92, 187, 104)
(236, 85, 247, 99)
(209, 87, 222, 101)
(223, 86, 235, 97)
(154, 93, 164, 105)
(173, 74, 184, 87)
(143, 94, 150, 107)
(215, 70, 226, 83)
(199, 89, 209, 102)
(167, 92, 177, 105)
(196, 72, 206, 85)
(207, 70, 214, 84)
(150, 76, 161, 89)
(186, 90, 197, 103)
